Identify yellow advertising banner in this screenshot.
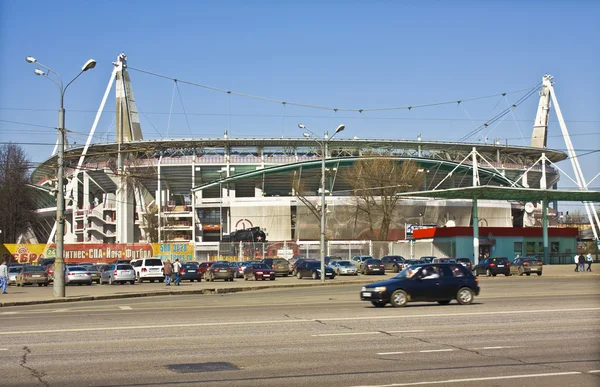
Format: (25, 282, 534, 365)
(0, 243, 194, 264)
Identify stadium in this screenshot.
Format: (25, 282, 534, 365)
(22, 54, 576, 260)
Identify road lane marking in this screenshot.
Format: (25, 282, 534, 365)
(351, 371, 582, 386)
(469, 346, 520, 350)
(386, 330, 425, 333)
(118, 306, 132, 310)
(51, 309, 69, 313)
(312, 332, 381, 337)
(377, 351, 409, 355)
(419, 349, 454, 353)
(0, 348, 8, 351)
(1, 312, 19, 315)
(0, 307, 598, 336)
(588, 370, 600, 373)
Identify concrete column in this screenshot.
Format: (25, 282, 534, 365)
(542, 199, 549, 264)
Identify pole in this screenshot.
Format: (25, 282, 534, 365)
(54, 96, 66, 298)
(473, 198, 479, 266)
(542, 199, 549, 264)
(320, 139, 326, 283)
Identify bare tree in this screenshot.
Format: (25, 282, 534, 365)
(0, 144, 35, 243)
(342, 158, 423, 240)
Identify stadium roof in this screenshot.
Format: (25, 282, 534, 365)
(396, 186, 600, 202)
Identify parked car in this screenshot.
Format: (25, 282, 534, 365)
(510, 257, 543, 276)
(234, 261, 262, 278)
(180, 262, 202, 282)
(16, 265, 49, 287)
(329, 260, 358, 276)
(360, 263, 480, 307)
(290, 259, 318, 275)
(324, 256, 342, 266)
(455, 258, 473, 270)
(99, 264, 136, 285)
(351, 255, 374, 269)
(405, 259, 421, 266)
(419, 256, 436, 264)
(432, 258, 457, 264)
(381, 256, 406, 273)
(81, 264, 101, 284)
(131, 258, 164, 283)
(39, 258, 55, 271)
(360, 259, 386, 275)
(204, 263, 235, 282)
(64, 266, 93, 285)
(8, 265, 23, 285)
(261, 258, 290, 277)
(473, 257, 511, 277)
(198, 261, 215, 278)
(243, 263, 276, 281)
(295, 260, 335, 280)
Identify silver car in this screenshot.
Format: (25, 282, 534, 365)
(8, 265, 23, 285)
(64, 266, 93, 285)
(329, 260, 358, 276)
(99, 264, 136, 285)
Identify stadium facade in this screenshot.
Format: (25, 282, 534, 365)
(25, 54, 568, 259)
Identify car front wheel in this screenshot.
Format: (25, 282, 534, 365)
(297, 272, 303, 279)
(456, 287, 474, 305)
(371, 301, 386, 308)
(312, 271, 318, 280)
(390, 290, 408, 307)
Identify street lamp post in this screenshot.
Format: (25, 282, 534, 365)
(299, 123, 345, 283)
(27, 56, 96, 298)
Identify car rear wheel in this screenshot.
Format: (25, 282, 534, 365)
(297, 272, 303, 279)
(109, 277, 113, 285)
(37, 283, 43, 287)
(43, 283, 48, 286)
(136, 274, 142, 283)
(130, 281, 135, 285)
(518, 267, 524, 276)
(486, 269, 492, 277)
(437, 300, 451, 305)
(393, 265, 399, 273)
(312, 272, 318, 280)
(87, 282, 92, 286)
(270, 277, 275, 281)
(371, 301, 386, 308)
(391, 290, 408, 307)
(526, 272, 531, 276)
(456, 287, 474, 305)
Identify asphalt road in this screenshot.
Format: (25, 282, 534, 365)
(0, 277, 599, 387)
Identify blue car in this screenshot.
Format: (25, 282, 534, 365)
(360, 263, 479, 308)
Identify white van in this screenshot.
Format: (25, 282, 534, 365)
(131, 258, 164, 283)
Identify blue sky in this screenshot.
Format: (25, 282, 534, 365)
(1, 0, 598, 210)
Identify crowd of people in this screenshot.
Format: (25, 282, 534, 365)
(574, 253, 593, 272)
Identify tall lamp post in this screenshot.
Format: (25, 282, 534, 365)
(26, 56, 96, 298)
(299, 123, 345, 283)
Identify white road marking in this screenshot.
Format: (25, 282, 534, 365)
(588, 370, 600, 373)
(1, 312, 19, 315)
(469, 346, 520, 350)
(377, 351, 408, 355)
(419, 349, 454, 353)
(0, 307, 598, 336)
(313, 332, 381, 337)
(0, 348, 8, 351)
(51, 309, 69, 313)
(351, 371, 582, 387)
(118, 306, 132, 310)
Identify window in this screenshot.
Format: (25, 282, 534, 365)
(551, 242, 560, 254)
(526, 242, 535, 255)
(514, 242, 523, 255)
(449, 265, 465, 277)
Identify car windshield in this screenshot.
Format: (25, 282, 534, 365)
(145, 259, 163, 266)
(116, 265, 133, 270)
(68, 267, 86, 272)
(183, 263, 198, 268)
(252, 264, 270, 269)
(306, 262, 320, 268)
(212, 264, 229, 269)
(24, 266, 45, 272)
(9, 267, 22, 273)
(337, 261, 353, 266)
(366, 259, 381, 264)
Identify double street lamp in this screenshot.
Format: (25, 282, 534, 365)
(299, 123, 345, 282)
(26, 56, 96, 298)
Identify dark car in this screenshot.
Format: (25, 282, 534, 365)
(16, 265, 49, 287)
(179, 262, 202, 282)
(295, 260, 335, 280)
(381, 256, 405, 273)
(261, 258, 290, 277)
(360, 259, 386, 275)
(510, 257, 543, 276)
(455, 258, 472, 270)
(243, 263, 276, 281)
(360, 264, 480, 307)
(204, 263, 235, 282)
(405, 259, 421, 266)
(233, 261, 262, 278)
(473, 257, 511, 277)
(324, 256, 342, 266)
(198, 261, 215, 278)
(419, 256, 436, 264)
(351, 255, 374, 269)
(290, 259, 318, 275)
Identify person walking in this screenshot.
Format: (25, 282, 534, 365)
(586, 253, 593, 272)
(0, 260, 8, 294)
(163, 259, 172, 286)
(173, 259, 182, 286)
(578, 254, 585, 273)
(574, 254, 580, 272)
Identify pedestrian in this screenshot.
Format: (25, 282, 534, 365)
(586, 253, 593, 272)
(578, 254, 585, 273)
(0, 260, 8, 294)
(574, 254, 580, 272)
(173, 259, 182, 286)
(163, 259, 172, 286)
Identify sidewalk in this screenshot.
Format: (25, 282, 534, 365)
(1, 265, 597, 307)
